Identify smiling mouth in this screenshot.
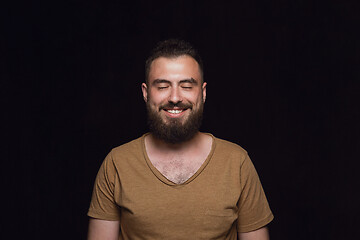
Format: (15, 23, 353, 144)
(166, 109, 184, 114)
(162, 108, 189, 117)
(160, 103, 192, 116)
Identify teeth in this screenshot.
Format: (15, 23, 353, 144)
(167, 109, 183, 114)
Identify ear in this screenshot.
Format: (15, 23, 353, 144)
(141, 83, 148, 102)
(202, 82, 207, 103)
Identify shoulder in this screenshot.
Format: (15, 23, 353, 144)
(111, 135, 144, 157)
(211, 135, 249, 164)
(103, 134, 146, 169)
(213, 135, 248, 155)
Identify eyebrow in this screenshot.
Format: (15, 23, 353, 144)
(152, 78, 198, 86)
(152, 79, 171, 85)
(179, 78, 198, 85)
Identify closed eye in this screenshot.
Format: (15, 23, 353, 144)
(180, 78, 197, 89)
(180, 83, 194, 89)
(158, 86, 169, 90)
(152, 79, 171, 90)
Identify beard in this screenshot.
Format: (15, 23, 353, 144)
(146, 101, 204, 144)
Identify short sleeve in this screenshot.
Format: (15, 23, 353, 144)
(237, 154, 274, 232)
(87, 151, 121, 220)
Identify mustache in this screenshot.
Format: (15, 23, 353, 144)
(159, 102, 193, 110)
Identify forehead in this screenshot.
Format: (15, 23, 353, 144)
(148, 55, 201, 83)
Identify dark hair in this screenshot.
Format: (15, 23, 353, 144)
(145, 39, 204, 83)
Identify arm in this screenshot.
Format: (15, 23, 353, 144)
(87, 218, 120, 240)
(238, 227, 269, 240)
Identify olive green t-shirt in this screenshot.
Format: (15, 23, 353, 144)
(88, 134, 273, 239)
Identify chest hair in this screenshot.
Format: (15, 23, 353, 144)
(152, 156, 205, 184)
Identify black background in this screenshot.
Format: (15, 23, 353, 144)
(3, 1, 360, 239)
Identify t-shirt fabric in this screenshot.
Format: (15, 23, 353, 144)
(88, 133, 273, 239)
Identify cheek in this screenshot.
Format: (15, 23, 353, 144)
(183, 90, 201, 100)
(149, 90, 169, 102)
(148, 97, 169, 111)
(190, 93, 204, 105)
(148, 95, 163, 106)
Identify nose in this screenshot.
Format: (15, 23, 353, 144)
(168, 86, 182, 104)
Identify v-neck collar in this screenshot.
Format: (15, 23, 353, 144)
(141, 133, 216, 187)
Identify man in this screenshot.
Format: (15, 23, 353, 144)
(87, 39, 274, 240)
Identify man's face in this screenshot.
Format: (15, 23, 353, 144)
(142, 55, 207, 144)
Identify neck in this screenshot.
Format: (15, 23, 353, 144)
(147, 132, 203, 153)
